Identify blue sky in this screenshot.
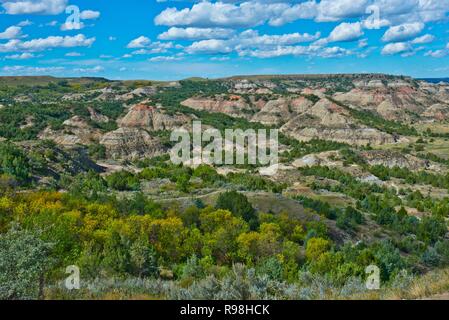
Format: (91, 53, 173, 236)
(0, 0, 448, 80)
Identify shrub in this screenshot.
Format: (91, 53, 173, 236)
(216, 191, 259, 230)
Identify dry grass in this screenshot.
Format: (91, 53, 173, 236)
(353, 268, 449, 300)
(414, 123, 449, 135)
(386, 268, 449, 300)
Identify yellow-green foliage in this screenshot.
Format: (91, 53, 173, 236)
(0, 191, 307, 280)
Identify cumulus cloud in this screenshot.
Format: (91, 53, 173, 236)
(0, 34, 95, 52)
(154, 1, 290, 28)
(186, 39, 233, 54)
(184, 30, 322, 55)
(316, 0, 369, 22)
(411, 34, 435, 44)
(425, 50, 447, 58)
(236, 29, 321, 48)
(210, 56, 230, 61)
(158, 27, 235, 40)
(149, 55, 183, 62)
(319, 46, 353, 58)
(80, 10, 100, 20)
(126, 37, 174, 55)
(73, 65, 104, 73)
(154, 0, 449, 31)
(4, 52, 35, 60)
(127, 36, 152, 48)
(17, 20, 33, 27)
(1, 65, 65, 75)
(415, 0, 449, 23)
(381, 42, 412, 55)
(358, 38, 369, 48)
(65, 51, 83, 57)
(181, 28, 352, 59)
(382, 22, 425, 42)
(424, 42, 449, 58)
(0, 26, 22, 39)
(268, 1, 317, 26)
(2, 0, 68, 15)
(327, 22, 364, 42)
(121, 32, 298, 57)
(241, 45, 312, 59)
(240, 44, 352, 59)
(60, 9, 100, 31)
(154, 0, 374, 28)
(60, 21, 85, 31)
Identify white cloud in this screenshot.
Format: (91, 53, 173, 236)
(2, 0, 68, 15)
(80, 10, 100, 20)
(60, 21, 85, 31)
(382, 22, 425, 42)
(73, 65, 104, 73)
(416, 0, 449, 23)
(154, 1, 369, 28)
(319, 46, 353, 58)
(327, 22, 364, 42)
(184, 30, 321, 55)
(425, 49, 448, 58)
(149, 55, 183, 62)
(237, 30, 321, 47)
(0, 34, 95, 52)
(411, 34, 435, 44)
(268, 1, 317, 26)
(316, 0, 369, 22)
(158, 27, 235, 40)
(239, 44, 352, 59)
(155, 1, 290, 28)
(358, 38, 368, 48)
(17, 20, 33, 27)
(4, 52, 35, 60)
(0, 26, 22, 39)
(133, 45, 173, 55)
(59, 9, 99, 31)
(131, 48, 169, 55)
(241, 45, 312, 58)
(153, 0, 449, 30)
(381, 42, 412, 55)
(65, 51, 82, 57)
(174, 27, 354, 60)
(46, 20, 58, 27)
(126, 37, 174, 55)
(127, 36, 151, 48)
(186, 39, 233, 54)
(210, 56, 230, 61)
(372, 0, 418, 17)
(1, 65, 64, 75)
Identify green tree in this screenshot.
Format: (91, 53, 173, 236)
(0, 226, 53, 300)
(130, 238, 159, 278)
(0, 142, 31, 183)
(305, 237, 331, 262)
(106, 171, 140, 191)
(216, 191, 259, 230)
